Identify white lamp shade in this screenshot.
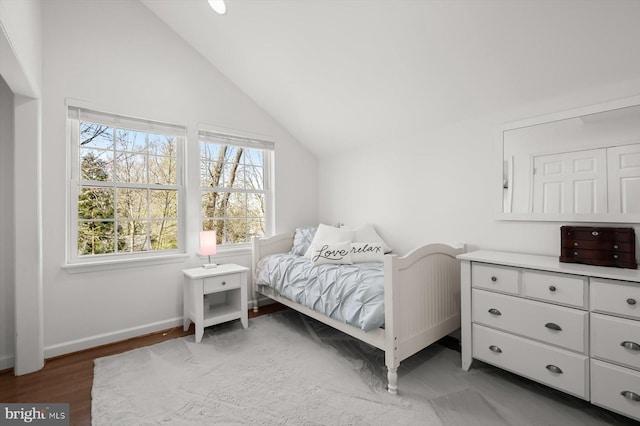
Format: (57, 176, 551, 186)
(199, 231, 217, 256)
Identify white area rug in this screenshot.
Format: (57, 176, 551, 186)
(92, 312, 442, 425)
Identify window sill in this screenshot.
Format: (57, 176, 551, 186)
(62, 253, 190, 274)
(198, 245, 252, 261)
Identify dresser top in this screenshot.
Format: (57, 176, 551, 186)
(458, 250, 640, 283)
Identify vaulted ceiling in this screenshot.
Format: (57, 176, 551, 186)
(142, 0, 640, 157)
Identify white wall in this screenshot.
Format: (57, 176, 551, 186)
(39, 0, 317, 357)
(0, 75, 15, 370)
(319, 79, 640, 258)
(0, 0, 41, 97)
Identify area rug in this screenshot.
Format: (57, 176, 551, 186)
(92, 311, 442, 425)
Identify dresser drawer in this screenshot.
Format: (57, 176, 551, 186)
(591, 279, 640, 320)
(591, 359, 640, 421)
(473, 324, 589, 399)
(472, 263, 519, 295)
(203, 274, 241, 293)
(522, 270, 587, 308)
(472, 289, 588, 353)
(591, 313, 640, 370)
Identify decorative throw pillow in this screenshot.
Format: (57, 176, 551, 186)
(304, 224, 356, 259)
(350, 242, 384, 263)
(309, 241, 354, 265)
(352, 223, 392, 253)
(289, 226, 317, 256)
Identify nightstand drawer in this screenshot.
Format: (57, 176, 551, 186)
(204, 274, 241, 293)
(591, 313, 640, 370)
(591, 279, 640, 320)
(522, 270, 587, 308)
(472, 263, 519, 295)
(473, 324, 588, 399)
(472, 289, 588, 353)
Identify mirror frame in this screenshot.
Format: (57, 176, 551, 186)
(496, 94, 640, 223)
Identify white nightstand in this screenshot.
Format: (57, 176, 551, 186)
(182, 264, 249, 343)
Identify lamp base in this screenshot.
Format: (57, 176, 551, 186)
(203, 263, 218, 269)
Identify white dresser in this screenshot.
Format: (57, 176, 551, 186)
(458, 250, 640, 421)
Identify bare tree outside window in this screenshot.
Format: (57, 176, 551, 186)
(200, 141, 267, 245)
(76, 121, 181, 256)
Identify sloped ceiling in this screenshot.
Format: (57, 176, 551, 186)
(142, 0, 640, 157)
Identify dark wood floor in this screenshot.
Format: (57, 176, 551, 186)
(0, 304, 286, 426)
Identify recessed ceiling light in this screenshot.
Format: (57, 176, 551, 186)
(208, 0, 226, 15)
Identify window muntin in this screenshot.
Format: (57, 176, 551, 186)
(69, 108, 184, 261)
(199, 133, 273, 246)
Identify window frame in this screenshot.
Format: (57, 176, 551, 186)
(66, 104, 186, 264)
(199, 128, 275, 249)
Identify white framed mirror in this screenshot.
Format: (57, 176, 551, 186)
(498, 95, 640, 222)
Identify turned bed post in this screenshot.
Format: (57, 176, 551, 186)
(383, 253, 400, 394)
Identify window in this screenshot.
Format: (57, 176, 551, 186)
(68, 106, 184, 262)
(199, 129, 274, 246)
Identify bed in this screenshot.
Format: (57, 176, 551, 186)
(252, 225, 466, 394)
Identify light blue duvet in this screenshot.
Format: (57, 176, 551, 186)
(255, 253, 385, 331)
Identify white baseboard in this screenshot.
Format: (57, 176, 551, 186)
(0, 353, 15, 371)
(39, 301, 269, 361)
(44, 317, 184, 359)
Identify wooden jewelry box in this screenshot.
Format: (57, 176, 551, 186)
(560, 226, 637, 269)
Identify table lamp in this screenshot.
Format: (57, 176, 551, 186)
(200, 230, 218, 268)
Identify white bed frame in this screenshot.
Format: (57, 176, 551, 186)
(252, 233, 466, 394)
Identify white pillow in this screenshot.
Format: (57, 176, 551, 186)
(352, 223, 392, 253)
(309, 241, 353, 265)
(304, 224, 355, 259)
(350, 242, 384, 263)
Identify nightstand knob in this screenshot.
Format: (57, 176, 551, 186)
(491, 276, 497, 282)
(549, 285, 556, 292)
(221, 281, 226, 286)
(627, 298, 637, 306)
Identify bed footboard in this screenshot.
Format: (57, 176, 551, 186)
(383, 243, 466, 393)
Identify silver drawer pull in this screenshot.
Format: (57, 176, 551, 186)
(573, 242, 578, 247)
(592, 231, 599, 236)
(488, 308, 502, 316)
(613, 254, 619, 259)
(489, 345, 502, 353)
(613, 244, 619, 249)
(549, 285, 556, 292)
(573, 251, 579, 256)
(621, 341, 640, 351)
(491, 276, 497, 282)
(627, 298, 637, 306)
(620, 391, 640, 402)
(545, 322, 562, 331)
(546, 364, 563, 374)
